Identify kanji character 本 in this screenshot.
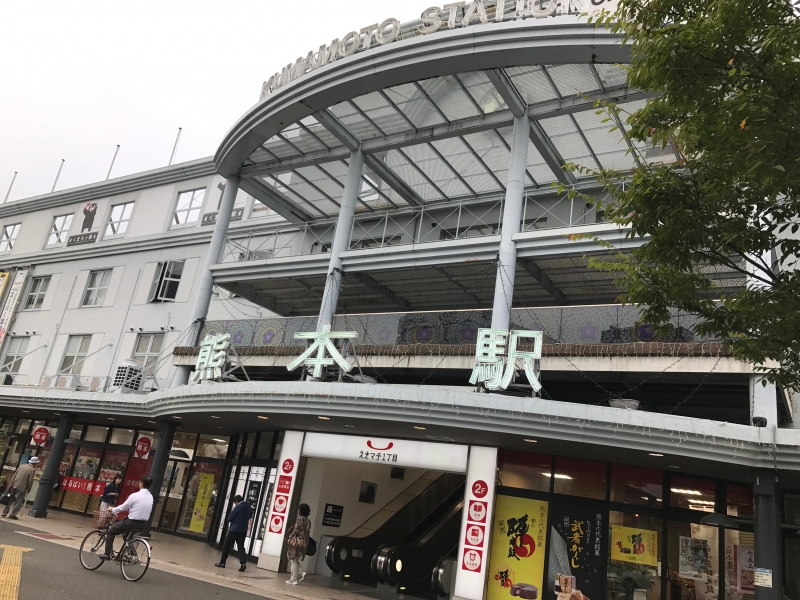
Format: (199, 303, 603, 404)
(286, 323, 357, 378)
(191, 333, 231, 382)
(499, 330, 543, 391)
(469, 328, 507, 389)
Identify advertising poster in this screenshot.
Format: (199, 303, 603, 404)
(734, 545, 754, 593)
(71, 448, 102, 482)
(611, 525, 658, 566)
(546, 504, 607, 600)
(97, 450, 130, 485)
(487, 494, 549, 600)
(189, 473, 215, 532)
(679, 528, 719, 600)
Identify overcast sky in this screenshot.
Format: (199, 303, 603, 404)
(0, 0, 423, 202)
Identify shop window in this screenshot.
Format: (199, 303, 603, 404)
(80, 269, 111, 307)
(61, 446, 103, 512)
(608, 511, 662, 600)
(1, 336, 30, 373)
(666, 521, 720, 600)
(50, 443, 78, 507)
(498, 450, 552, 492)
(726, 485, 753, 519)
(0, 223, 20, 251)
(197, 434, 229, 459)
(785, 495, 800, 527)
(725, 529, 754, 600)
(670, 476, 716, 511)
(86, 449, 131, 514)
(108, 428, 135, 446)
(47, 214, 73, 245)
(15, 419, 31, 434)
(178, 461, 224, 536)
(611, 464, 663, 506)
(22, 276, 50, 311)
(170, 432, 197, 460)
(67, 425, 84, 440)
(255, 432, 275, 461)
(83, 425, 108, 443)
(553, 456, 607, 500)
(105, 202, 134, 236)
(58, 335, 92, 375)
(173, 189, 205, 226)
(148, 260, 184, 302)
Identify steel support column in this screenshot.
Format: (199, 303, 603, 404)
(142, 420, 178, 535)
(316, 148, 364, 330)
(753, 468, 782, 600)
(490, 114, 529, 330)
(28, 412, 75, 518)
(172, 175, 240, 386)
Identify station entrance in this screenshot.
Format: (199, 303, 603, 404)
(259, 431, 496, 600)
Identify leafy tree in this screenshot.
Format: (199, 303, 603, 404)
(572, 0, 800, 389)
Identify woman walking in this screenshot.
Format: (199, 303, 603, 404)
(285, 503, 311, 585)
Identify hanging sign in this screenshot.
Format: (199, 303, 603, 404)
(189, 473, 216, 533)
(133, 434, 153, 459)
(486, 494, 548, 600)
(753, 568, 772, 588)
(302, 432, 469, 472)
(610, 525, 658, 566)
(31, 427, 51, 446)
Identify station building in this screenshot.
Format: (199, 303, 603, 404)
(0, 2, 797, 600)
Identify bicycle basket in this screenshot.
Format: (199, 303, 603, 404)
(92, 510, 115, 529)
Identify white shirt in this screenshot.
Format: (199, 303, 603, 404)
(112, 488, 153, 521)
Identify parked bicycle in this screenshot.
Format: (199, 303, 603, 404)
(79, 525, 151, 582)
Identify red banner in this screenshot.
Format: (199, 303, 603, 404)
(61, 476, 104, 496)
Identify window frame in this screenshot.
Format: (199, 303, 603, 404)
(148, 260, 185, 303)
(1, 336, 30, 374)
(58, 334, 92, 376)
(172, 189, 206, 228)
(47, 214, 74, 246)
(80, 269, 112, 308)
(104, 202, 135, 237)
(22, 276, 51, 311)
(132, 332, 166, 382)
(0, 223, 21, 252)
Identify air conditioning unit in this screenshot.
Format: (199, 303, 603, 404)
(114, 359, 143, 393)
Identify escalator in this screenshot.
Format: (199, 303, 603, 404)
(325, 472, 465, 586)
(373, 485, 463, 599)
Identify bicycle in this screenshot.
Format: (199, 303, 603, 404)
(79, 525, 151, 582)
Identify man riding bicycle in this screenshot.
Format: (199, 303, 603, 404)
(97, 475, 153, 560)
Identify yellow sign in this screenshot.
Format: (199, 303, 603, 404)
(188, 473, 215, 533)
(0, 544, 32, 600)
(486, 495, 548, 600)
(611, 525, 658, 566)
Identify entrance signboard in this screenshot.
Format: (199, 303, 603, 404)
(301, 432, 469, 473)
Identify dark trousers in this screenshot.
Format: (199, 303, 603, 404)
(105, 518, 147, 555)
(220, 530, 247, 565)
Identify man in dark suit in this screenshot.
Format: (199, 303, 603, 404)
(215, 495, 253, 571)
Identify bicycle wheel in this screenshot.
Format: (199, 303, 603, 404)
(119, 538, 150, 582)
(79, 530, 107, 571)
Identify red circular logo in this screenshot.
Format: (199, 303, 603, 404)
(472, 479, 488, 498)
(135, 437, 152, 457)
(32, 427, 49, 445)
(282, 459, 294, 473)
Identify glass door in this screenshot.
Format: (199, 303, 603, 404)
(154, 459, 191, 531)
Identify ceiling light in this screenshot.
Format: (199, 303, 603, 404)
(670, 465, 680, 469)
(414, 426, 426, 430)
(212, 438, 226, 443)
(648, 453, 663, 457)
(689, 499, 716, 505)
(210, 416, 220, 419)
(108, 417, 115, 421)
(318, 416, 330, 420)
(257, 416, 268, 420)
(53, 412, 60, 416)
(344, 424, 355, 428)
(671, 488, 703, 496)
(172, 416, 182, 419)
(523, 439, 537, 443)
(147, 420, 157, 424)
(22, 410, 29, 413)
(542, 472, 573, 480)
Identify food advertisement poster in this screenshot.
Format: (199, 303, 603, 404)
(734, 545, 754, 593)
(487, 494, 548, 600)
(611, 525, 658, 566)
(189, 473, 215, 532)
(546, 504, 607, 600)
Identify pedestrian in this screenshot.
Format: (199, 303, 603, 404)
(215, 495, 253, 572)
(99, 474, 122, 512)
(285, 503, 311, 585)
(1, 456, 39, 519)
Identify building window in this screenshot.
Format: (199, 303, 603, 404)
(1, 337, 30, 373)
(173, 189, 205, 226)
(80, 270, 112, 307)
(59, 335, 92, 375)
(105, 202, 134, 236)
(149, 260, 185, 302)
(22, 276, 51, 311)
(133, 333, 165, 380)
(0, 224, 20, 251)
(47, 214, 73, 245)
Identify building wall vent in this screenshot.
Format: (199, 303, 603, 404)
(114, 359, 143, 393)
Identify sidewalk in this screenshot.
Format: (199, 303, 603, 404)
(5, 508, 395, 600)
